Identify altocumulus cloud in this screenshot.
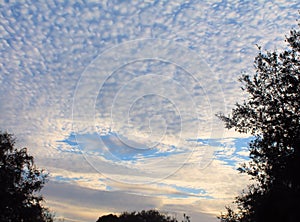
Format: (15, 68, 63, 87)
(0, 0, 299, 221)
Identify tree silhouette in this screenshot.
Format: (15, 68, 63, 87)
(0, 131, 53, 222)
(96, 210, 190, 222)
(97, 214, 118, 222)
(217, 18, 300, 222)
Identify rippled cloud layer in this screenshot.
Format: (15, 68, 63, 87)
(1, 0, 299, 221)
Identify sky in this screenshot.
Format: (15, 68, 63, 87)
(0, 0, 299, 221)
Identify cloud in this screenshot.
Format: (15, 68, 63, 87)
(1, 0, 299, 221)
(43, 181, 161, 211)
(42, 181, 161, 221)
(40, 135, 251, 221)
(42, 179, 221, 222)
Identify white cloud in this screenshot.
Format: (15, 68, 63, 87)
(1, 0, 299, 221)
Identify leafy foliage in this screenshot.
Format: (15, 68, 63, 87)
(217, 19, 300, 221)
(0, 131, 53, 222)
(96, 210, 190, 222)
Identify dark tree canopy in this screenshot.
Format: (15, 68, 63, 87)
(96, 210, 191, 222)
(217, 19, 300, 222)
(0, 131, 53, 222)
(97, 214, 119, 222)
